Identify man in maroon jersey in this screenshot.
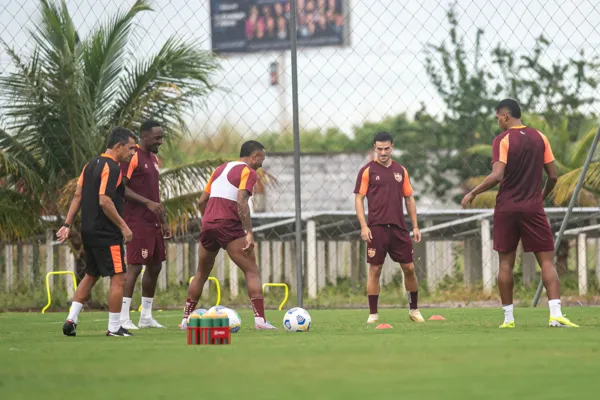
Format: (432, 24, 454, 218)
(462, 99, 578, 328)
(354, 131, 424, 324)
(119, 120, 170, 330)
(179, 140, 276, 330)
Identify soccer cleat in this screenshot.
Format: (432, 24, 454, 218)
(178, 318, 188, 330)
(409, 309, 425, 323)
(62, 319, 77, 337)
(367, 313, 379, 324)
(120, 320, 139, 330)
(138, 318, 164, 329)
(254, 321, 278, 330)
(549, 316, 579, 328)
(499, 321, 515, 329)
(106, 327, 134, 337)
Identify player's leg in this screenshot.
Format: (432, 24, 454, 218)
(493, 211, 520, 328)
(180, 235, 218, 329)
(523, 212, 578, 327)
(138, 228, 166, 328)
(104, 244, 132, 336)
(389, 227, 424, 322)
(119, 226, 148, 328)
(365, 225, 386, 323)
(225, 236, 275, 329)
(63, 246, 100, 336)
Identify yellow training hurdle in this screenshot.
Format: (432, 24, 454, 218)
(41, 271, 78, 314)
(188, 276, 221, 307)
(262, 283, 289, 311)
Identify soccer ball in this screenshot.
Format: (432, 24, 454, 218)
(283, 307, 311, 332)
(209, 305, 241, 333)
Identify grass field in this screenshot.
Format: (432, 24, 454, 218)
(1, 307, 599, 399)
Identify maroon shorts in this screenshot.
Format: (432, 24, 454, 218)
(126, 226, 166, 265)
(493, 210, 554, 253)
(200, 223, 246, 252)
(367, 224, 414, 265)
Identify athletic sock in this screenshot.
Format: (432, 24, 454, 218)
(408, 291, 419, 310)
(67, 301, 84, 324)
(251, 297, 266, 324)
(183, 298, 198, 320)
(548, 299, 563, 318)
(140, 297, 153, 320)
(120, 297, 132, 322)
(502, 304, 514, 323)
(368, 295, 379, 314)
(108, 312, 121, 333)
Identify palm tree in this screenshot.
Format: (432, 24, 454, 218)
(462, 113, 600, 274)
(0, 0, 223, 275)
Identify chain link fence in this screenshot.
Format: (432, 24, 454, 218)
(1, 0, 600, 311)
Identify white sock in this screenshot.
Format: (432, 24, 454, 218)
(254, 316, 266, 325)
(502, 304, 514, 323)
(548, 299, 563, 318)
(140, 297, 153, 320)
(120, 297, 132, 322)
(67, 301, 84, 324)
(108, 312, 121, 333)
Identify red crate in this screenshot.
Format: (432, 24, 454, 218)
(187, 326, 231, 345)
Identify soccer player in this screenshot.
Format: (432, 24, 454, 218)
(119, 120, 170, 330)
(354, 131, 425, 324)
(57, 127, 137, 337)
(461, 99, 578, 328)
(180, 140, 276, 330)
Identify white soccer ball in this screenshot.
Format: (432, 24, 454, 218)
(283, 307, 311, 332)
(208, 305, 241, 333)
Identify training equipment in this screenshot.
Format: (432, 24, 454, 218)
(376, 324, 393, 329)
(188, 276, 221, 307)
(190, 308, 208, 321)
(429, 315, 446, 321)
(283, 307, 311, 332)
(42, 271, 78, 314)
(187, 311, 231, 345)
(208, 306, 241, 333)
(262, 282, 289, 310)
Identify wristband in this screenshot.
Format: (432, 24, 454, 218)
(63, 223, 71, 229)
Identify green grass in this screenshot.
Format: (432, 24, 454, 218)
(1, 308, 599, 399)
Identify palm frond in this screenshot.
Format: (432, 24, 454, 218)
(464, 144, 493, 157)
(162, 191, 205, 234)
(471, 191, 497, 208)
(0, 188, 42, 240)
(159, 158, 226, 199)
(550, 162, 600, 205)
(570, 125, 600, 167)
(463, 175, 488, 190)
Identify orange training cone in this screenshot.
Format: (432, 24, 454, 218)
(376, 323, 393, 329)
(428, 315, 445, 321)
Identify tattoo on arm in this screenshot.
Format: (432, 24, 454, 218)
(237, 190, 253, 233)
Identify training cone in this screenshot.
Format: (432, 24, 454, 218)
(428, 315, 445, 321)
(375, 324, 393, 329)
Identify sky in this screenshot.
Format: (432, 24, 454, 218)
(2, 0, 600, 139)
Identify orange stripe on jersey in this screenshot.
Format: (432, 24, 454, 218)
(77, 165, 86, 187)
(358, 167, 370, 195)
(110, 245, 123, 274)
(538, 131, 555, 164)
(204, 170, 215, 193)
(499, 135, 510, 164)
(99, 163, 110, 195)
(126, 152, 139, 179)
(116, 171, 122, 188)
(402, 169, 414, 197)
(239, 166, 250, 190)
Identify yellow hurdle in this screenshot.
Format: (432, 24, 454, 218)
(262, 283, 289, 311)
(41, 271, 78, 314)
(188, 276, 221, 307)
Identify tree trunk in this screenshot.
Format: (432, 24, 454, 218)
(556, 240, 570, 276)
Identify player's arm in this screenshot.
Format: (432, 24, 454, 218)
(99, 164, 132, 243)
(541, 134, 558, 201)
(121, 153, 164, 215)
(56, 167, 85, 243)
(470, 162, 505, 196)
(462, 136, 507, 207)
(402, 169, 421, 243)
(199, 171, 215, 216)
(237, 167, 257, 253)
(354, 167, 372, 242)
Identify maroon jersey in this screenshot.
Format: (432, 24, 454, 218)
(120, 145, 161, 228)
(492, 125, 554, 212)
(354, 160, 414, 229)
(202, 161, 258, 230)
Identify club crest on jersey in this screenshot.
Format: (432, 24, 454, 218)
(142, 249, 148, 259)
(368, 248, 376, 258)
(394, 173, 403, 183)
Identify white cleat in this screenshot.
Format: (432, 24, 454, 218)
(409, 309, 425, 323)
(367, 313, 379, 324)
(254, 321, 277, 330)
(120, 320, 139, 330)
(178, 318, 188, 330)
(138, 318, 165, 329)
